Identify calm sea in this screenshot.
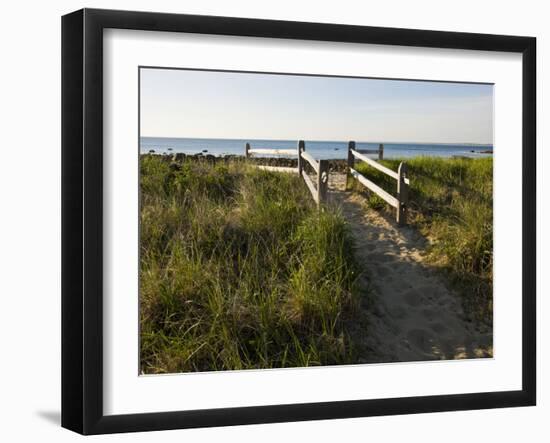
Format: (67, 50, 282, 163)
(140, 137, 493, 160)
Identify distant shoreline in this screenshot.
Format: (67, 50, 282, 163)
(140, 137, 493, 160)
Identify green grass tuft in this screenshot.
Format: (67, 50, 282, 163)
(140, 156, 363, 373)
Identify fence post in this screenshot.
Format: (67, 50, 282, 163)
(245, 142, 250, 158)
(346, 141, 355, 189)
(318, 159, 329, 208)
(397, 162, 408, 225)
(379, 143, 384, 160)
(297, 140, 305, 176)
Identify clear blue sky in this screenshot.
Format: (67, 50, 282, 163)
(140, 68, 493, 144)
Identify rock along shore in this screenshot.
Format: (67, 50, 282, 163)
(142, 152, 350, 173)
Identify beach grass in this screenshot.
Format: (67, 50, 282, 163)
(350, 156, 493, 326)
(139, 155, 364, 373)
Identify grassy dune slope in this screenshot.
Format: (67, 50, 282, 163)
(352, 157, 493, 325)
(140, 156, 364, 374)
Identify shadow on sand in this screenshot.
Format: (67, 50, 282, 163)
(327, 181, 493, 363)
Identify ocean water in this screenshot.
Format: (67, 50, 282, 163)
(140, 137, 493, 160)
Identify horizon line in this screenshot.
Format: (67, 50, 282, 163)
(140, 135, 493, 146)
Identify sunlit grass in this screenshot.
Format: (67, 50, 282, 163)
(140, 156, 363, 373)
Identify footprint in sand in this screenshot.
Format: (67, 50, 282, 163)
(403, 289, 423, 307)
(367, 232, 381, 241)
(376, 266, 391, 277)
(368, 252, 393, 263)
(388, 306, 408, 319)
(421, 308, 436, 321)
(417, 285, 440, 301)
(430, 322, 449, 335)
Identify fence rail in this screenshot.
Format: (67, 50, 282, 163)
(245, 143, 384, 160)
(356, 143, 384, 160)
(245, 140, 408, 220)
(245, 141, 328, 208)
(299, 140, 328, 207)
(347, 141, 409, 225)
(300, 150, 319, 173)
(256, 165, 298, 174)
(247, 148, 297, 156)
(349, 167, 399, 208)
(245, 143, 298, 158)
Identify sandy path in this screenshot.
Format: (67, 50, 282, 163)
(328, 174, 493, 362)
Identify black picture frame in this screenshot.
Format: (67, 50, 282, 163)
(61, 8, 536, 435)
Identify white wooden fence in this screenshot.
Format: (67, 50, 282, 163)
(245, 141, 328, 207)
(245, 140, 408, 222)
(297, 141, 329, 207)
(347, 141, 409, 225)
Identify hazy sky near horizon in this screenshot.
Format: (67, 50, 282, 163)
(140, 68, 493, 144)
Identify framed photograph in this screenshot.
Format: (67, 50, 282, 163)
(61, 8, 536, 435)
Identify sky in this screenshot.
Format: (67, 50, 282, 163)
(140, 68, 493, 144)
